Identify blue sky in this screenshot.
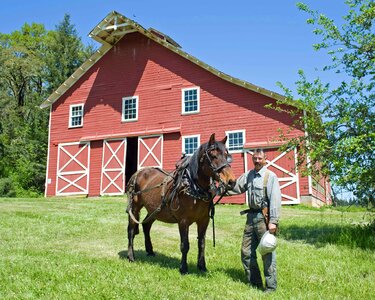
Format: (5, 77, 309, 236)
(0, 0, 349, 95)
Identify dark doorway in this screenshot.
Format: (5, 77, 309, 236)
(125, 137, 138, 185)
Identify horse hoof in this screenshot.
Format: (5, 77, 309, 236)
(147, 252, 155, 257)
(198, 266, 207, 272)
(179, 268, 189, 275)
(127, 256, 135, 262)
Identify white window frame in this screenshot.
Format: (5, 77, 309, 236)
(181, 87, 200, 115)
(182, 134, 200, 156)
(122, 96, 139, 122)
(226, 129, 246, 153)
(69, 104, 84, 128)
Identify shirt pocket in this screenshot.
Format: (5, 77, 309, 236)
(252, 182, 264, 202)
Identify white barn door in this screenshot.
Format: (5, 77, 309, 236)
(56, 142, 90, 196)
(244, 147, 300, 204)
(100, 139, 127, 195)
(138, 135, 163, 169)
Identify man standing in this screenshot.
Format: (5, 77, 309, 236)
(227, 149, 281, 292)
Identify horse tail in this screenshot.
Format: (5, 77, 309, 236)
(125, 171, 140, 213)
(126, 171, 142, 231)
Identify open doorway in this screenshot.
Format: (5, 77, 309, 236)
(125, 137, 138, 185)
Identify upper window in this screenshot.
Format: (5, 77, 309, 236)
(122, 96, 138, 122)
(182, 135, 200, 155)
(69, 104, 84, 128)
(182, 87, 200, 115)
(226, 130, 245, 152)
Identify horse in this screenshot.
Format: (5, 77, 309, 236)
(125, 133, 236, 274)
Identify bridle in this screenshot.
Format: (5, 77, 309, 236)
(201, 145, 232, 195)
(203, 144, 232, 173)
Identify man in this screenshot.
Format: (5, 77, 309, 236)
(227, 149, 281, 292)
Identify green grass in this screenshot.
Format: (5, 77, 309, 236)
(0, 198, 374, 299)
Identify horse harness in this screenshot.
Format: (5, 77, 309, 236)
(126, 144, 231, 229)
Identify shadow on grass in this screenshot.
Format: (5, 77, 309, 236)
(118, 250, 209, 276)
(216, 267, 248, 285)
(280, 223, 375, 250)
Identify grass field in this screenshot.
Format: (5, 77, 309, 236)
(0, 197, 374, 299)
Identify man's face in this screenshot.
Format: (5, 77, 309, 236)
(252, 152, 266, 171)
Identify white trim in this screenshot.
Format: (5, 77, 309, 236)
(68, 103, 84, 128)
(303, 110, 313, 195)
(225, 129, 246, 153)
(122, 96, 139, 122)
(243, 149, 249, 205)
(56, 141, 90, 196)
(294, 147, 301, 201)
(181, 87, 200, 115)
(100, 139, 127, 196)
(44, 106, 52, 197)
(138, 135, 163, 169)
(182, 134, 200, 156)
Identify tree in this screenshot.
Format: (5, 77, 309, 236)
(45, 14, 95, 93)
(0, 15, 94, 196)
(272, 0, 375, 207)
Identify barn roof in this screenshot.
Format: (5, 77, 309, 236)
(40, 11, 285, 108)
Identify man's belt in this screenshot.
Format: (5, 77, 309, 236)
(240, 208, 263, 215)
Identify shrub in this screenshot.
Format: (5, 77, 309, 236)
(0, 178, 16, 197)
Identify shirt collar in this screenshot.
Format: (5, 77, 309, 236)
(255, 166, 266, 177)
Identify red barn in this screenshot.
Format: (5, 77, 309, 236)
(41, 11, 331, 207)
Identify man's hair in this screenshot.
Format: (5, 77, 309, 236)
(253, 148, 266, 157)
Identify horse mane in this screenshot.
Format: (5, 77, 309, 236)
(187, 142, 207, 183)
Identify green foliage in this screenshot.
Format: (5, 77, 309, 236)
(271, 0, 375, 206)
(0, 178, 16, 197)
(0, 14, 95, 197)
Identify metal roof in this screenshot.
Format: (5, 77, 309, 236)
(40, 11, 285, 108)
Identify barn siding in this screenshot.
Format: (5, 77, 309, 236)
(89, 140, 103, 197)
(45, 32, 329, 204)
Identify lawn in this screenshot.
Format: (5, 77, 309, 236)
(0, 197, 374, 299)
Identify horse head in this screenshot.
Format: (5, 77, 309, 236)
(199, 133, 236, 190)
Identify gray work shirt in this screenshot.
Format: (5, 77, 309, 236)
(228, 166, 281, 225)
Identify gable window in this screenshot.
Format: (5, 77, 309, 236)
(182, 87, 200, 115)
(182, 135, 200, 155)
(226, 130, 245, 152)
(122, 96, 138, 122)
(69, 104, 84, 128)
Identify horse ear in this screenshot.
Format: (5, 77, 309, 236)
(208, 133, 216, 145)
(221, 136, 227, 145)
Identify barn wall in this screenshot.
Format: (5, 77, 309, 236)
(46, 32, 308, 202)
(88, 140, 103, 197)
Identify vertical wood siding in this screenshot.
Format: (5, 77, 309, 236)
(45, 32, 328, 203)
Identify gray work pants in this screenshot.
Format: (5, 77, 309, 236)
(241, 212, 277, 290)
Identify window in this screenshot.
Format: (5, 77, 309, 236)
(182, 135, 200, 155)
(182, 87, 200, 114)
(69, 104, 84, 128)
(226, 130, 245, 152)
(122, 96, 138, 122)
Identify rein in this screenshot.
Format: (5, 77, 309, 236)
(126, 168, 175, 225)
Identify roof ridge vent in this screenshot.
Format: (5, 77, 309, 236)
(148, 27, 181, 48)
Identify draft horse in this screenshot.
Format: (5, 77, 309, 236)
(126, 133, 235, 274)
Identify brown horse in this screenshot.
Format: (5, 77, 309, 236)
(126, 133, 236, 274)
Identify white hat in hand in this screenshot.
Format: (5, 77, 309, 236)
(258, 231, 277, 256)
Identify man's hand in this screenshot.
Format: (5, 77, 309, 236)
(268, 223, 277, 234)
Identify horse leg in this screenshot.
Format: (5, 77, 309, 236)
(178, 220, 190, 275)
(197, 217, 210, 272)
(127, 206, 140, 262)
(142, 217, 156, 256)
